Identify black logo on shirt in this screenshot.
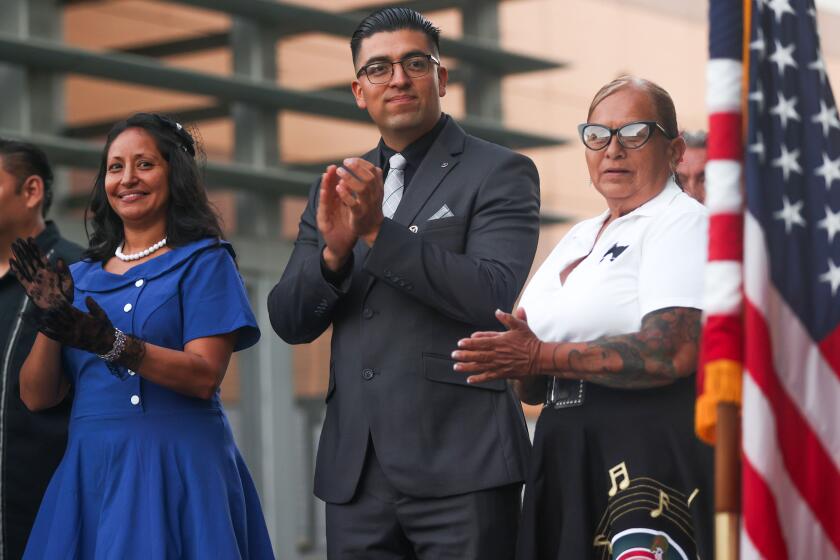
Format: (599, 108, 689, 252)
(601, 243, 629, 262)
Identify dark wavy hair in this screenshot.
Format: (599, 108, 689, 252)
(84, 113, 223, 262)
(350, 7, 441, 66)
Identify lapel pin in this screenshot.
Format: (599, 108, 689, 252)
(440, 162, 449, 168)
(409, 225, 419, 233)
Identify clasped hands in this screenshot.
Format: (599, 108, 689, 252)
(317, 159, 385, 271)
(9, 238, 116, 356)
(452, 308, 550, 384)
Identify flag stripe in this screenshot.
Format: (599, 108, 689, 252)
(703, 261, 743, 315)
(742, 374, 840, 558)
(744, 215, 840, 467)
(699, 315, 744, 362)
(708, 214, 744, 261)
(705, 160, 743, 213)
(708, 113, 744, 160)
(741, 452, 789, 560)
(707, 59, 744, 111)
(818, 329, 840, 382)
(745, 301, 840, 550)
(740, 527, 765, 560)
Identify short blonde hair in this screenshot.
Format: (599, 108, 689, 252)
(587, 76, 679, 139)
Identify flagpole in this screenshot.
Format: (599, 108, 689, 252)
(711, 1, 752, 558)
(715, 402, 741, 559)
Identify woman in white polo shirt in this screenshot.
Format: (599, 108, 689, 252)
(453, 76, 713, 560)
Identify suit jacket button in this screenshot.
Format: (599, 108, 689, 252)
(362, 368, 375, 380)
(363, 308, 374, 319)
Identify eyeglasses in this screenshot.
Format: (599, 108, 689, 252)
(577, 121, 674, 151)
(356, 54, 440, 85)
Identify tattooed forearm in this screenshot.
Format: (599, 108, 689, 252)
(561, 307, 701, 389)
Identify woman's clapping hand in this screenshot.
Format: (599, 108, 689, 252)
(452, 308, 544, 384)
(9, 237, 74, 310)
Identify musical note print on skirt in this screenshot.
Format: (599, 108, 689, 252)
(516, 378, 714, 559)
(593, 460, 700, 560)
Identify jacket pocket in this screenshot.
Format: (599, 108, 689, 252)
(422, 352, 506, 391)
(419, 218, 467, 253)
(421, 216, 466, 231)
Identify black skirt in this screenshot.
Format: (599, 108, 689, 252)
(516, 375, 714, 560)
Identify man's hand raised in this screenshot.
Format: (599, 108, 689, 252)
(317, 165, 358, 271)
(335, 158, 385, 247)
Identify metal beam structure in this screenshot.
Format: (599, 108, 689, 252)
(63, 104, 232, 138)
(0, 128, 315, 197)
(0, 34, 565, 150)
(119, 31, 229, 58)
(168, 0, 563, 75)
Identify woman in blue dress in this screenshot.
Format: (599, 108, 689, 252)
(9, 113, 274, 559)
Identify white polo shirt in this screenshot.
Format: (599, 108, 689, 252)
(519, 180, 708, 343)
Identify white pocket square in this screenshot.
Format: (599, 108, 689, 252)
(428, 204, 455, 221)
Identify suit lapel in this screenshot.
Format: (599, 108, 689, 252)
(361, 120, 466, 299)
(392, 119, 465, 226)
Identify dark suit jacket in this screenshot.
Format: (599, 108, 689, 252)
(268, 119, 540, 504)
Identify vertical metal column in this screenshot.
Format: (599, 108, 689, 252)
(238, 262, 302, 560)
(231, 18, 281, 236)
(0, 0, 71, 217)
(0, 0, 63, 134)
(229, 19, 305, 560)
(461, 0, 503, 120)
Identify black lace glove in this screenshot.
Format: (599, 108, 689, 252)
(10, 238, 146, 375)
(10, 237, 75, 337)
(9, 237, 74, 308)
(40, 297, 147, 377)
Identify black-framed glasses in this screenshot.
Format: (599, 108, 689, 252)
(577, 121, 674, 150)
(356, 54, 440, 85)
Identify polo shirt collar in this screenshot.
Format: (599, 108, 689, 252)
(571, 178, 683, 241)
(624, 178, 682, 218)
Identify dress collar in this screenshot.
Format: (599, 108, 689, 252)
(73, 237, 227, 292)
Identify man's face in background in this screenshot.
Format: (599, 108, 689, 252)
(676, 145, 707, 203)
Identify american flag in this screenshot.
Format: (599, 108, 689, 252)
(703, 0, 840, 557)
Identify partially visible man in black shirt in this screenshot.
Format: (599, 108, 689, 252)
(0, 139, 82, 559)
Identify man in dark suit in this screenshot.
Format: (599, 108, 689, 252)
(268, 8, 539, 559)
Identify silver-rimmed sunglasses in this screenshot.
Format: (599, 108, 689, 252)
(577, 121, 674, 150)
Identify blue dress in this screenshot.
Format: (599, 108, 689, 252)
(24, 238, 274, 559)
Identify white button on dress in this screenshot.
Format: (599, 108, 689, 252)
(135, 279, 144, 287)
(130, 395, 140, 405)
(128, 369, 136, 376)
(124, 303, 132, 312)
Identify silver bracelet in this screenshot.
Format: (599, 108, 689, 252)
(98, 328, 127, 363)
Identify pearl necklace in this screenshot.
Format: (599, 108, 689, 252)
(115, 238, 167, 262)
